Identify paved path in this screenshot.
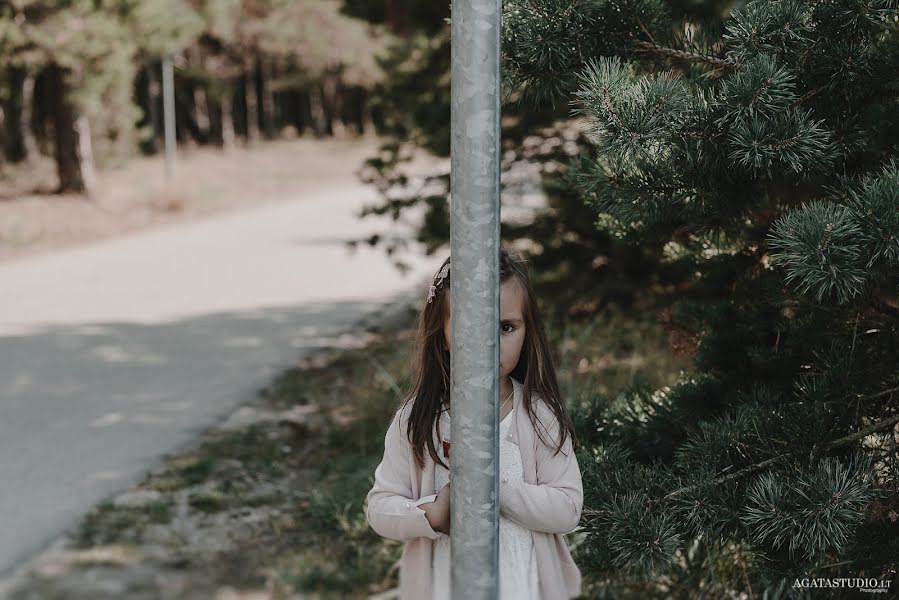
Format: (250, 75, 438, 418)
(0, 183, 446, 579)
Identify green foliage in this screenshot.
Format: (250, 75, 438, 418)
(768, 162, 899, 303)
(606, 490, 684, 573)
(257, 0, 394, 86)
(0, 0, 204, 163)
(722, 0, 816, 61)
(502, 0, 673, 109)
(0, 0, 389, 169)
(741, 455, 874, 560)
(502, 0, 899, 593)
(73, 499, 174, 548)
(767, 200, 869, 303)
(124, 0, 204, 58)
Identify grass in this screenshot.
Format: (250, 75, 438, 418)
(73, 499, 174, 549)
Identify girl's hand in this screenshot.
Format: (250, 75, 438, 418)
(421, 482, 451, 534)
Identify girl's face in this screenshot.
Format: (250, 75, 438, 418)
(442, 278, 527, 382)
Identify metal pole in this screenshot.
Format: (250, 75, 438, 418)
(161, 55, 177, 180)
(449, 0, 501, 595)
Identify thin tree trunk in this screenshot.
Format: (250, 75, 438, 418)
(309, 84, 328, 137)
(361, 89, 375, 136)
(293, 89, 308, 135)
(193, 84, 211, 140)
(221, 85, 235, 151)
(20, 69, 38, 159)
(243, 69, 259, 143)
(333, 78, 348, 138)
(176, 82, 204, 145)
(31, 68, 52, 154)
(341, 84, 363, 137)
(3, 66, 37, 162)
(147, 61, 162, 153)
(75, 114, 96, 197)
(356, 87, 375, 137)
(321, 73, 341, 137)
(48, 64, 87, 194)
(259, 56, 276, 139)
(281, 89, 295, 134)
(206, 85, 223, 146)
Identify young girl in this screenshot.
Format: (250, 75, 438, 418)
(365, 247, 583, 600)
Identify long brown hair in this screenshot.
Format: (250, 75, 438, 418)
(400, 246, 578, 470)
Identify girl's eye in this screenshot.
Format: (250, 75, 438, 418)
(501, 323, 514, 333)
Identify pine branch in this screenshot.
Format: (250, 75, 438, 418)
(631, 40, 736, 72)
(793, 85, 827, 107)
(860, 385, 899, 403)
(663, 409, 899, 501)
(582, 396, 899, 520)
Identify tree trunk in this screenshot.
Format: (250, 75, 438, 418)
(360, 88, 375, 136)
(19, 68, 38, 159)
(31, 68, 52, 155)
(48, 64, 88, 194)
(308, 83, 328, 137)
(342, 84, 364, 137)
(341, 85, 356, 136)
(221, 85, 235, 151)
(176, 82, 203, 145)
(75, 114, 96, 196)
(147, 61, 162, 152)
(206, 86, 223, 147)
(293, 89, 309, 135)
(243, 70, 259, 143)
(193, 84, 211, 141)
(3, 66, 37, 162)
(259, 56, 276, 139)
(321, 73, 342, 137)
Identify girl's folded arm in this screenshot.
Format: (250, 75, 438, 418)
(364, 409, 443, 541)
(499, 417, 583, 534)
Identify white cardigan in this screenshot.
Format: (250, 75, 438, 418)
(364, 376, 583, 599)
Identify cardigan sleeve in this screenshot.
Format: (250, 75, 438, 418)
(364, 407, 443, 541)
(499, 408, 583, 534)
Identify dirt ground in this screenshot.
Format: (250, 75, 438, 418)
(0, 134, 436, 265)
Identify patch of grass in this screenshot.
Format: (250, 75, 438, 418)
(187, 488, 230, 513)
(274, 497, 401, 596)
(174, 456, 216, 486)
(71, 499, 173, 549)
(145, 454, 215, 492)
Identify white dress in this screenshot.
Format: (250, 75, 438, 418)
(429, 403, 540, 600)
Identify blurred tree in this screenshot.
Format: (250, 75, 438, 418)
(500, 0, 899, 594)
(1, 65, 38, 163)
(256, 0, 393, 138)
(0, 0, 387, 192)
(0, 0, 201, 191)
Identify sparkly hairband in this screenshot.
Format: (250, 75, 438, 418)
(427, 263, 450, 303)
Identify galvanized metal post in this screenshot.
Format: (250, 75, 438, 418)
(449, 0, 501, 595)
(161, 55, 177, 180)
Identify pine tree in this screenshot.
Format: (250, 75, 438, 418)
(503, 0, 899, 594)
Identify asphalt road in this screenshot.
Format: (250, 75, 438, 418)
(0, 183, 446, 579)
